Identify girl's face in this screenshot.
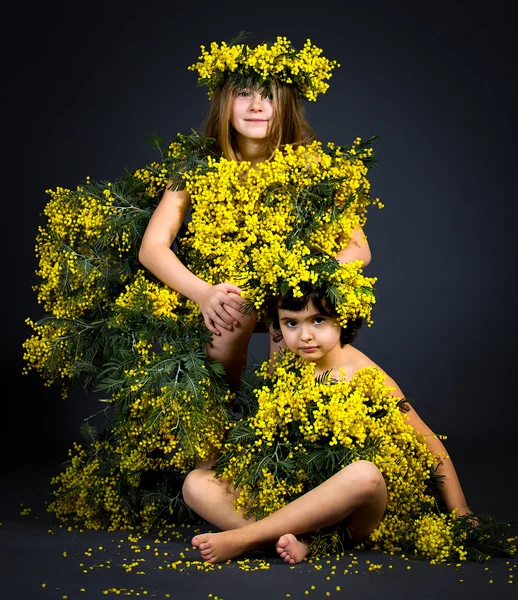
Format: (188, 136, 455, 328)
(278, 300, 342, 363)
(230, 87, 274, 143)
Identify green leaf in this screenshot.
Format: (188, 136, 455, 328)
(280, 280, 290, 295)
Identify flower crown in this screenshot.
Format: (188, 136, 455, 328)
(188, 35, 340, 102)
(241, 251, 377, 329)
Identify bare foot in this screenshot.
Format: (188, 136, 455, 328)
(276, 534, 309, 564)
(192, 530, 249, 563)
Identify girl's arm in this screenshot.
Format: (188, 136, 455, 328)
(384, 375, 471, 516)
(335, 227, 371, 267)
(138, 186, 243, 335)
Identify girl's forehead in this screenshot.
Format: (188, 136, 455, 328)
(279, 301, 318, 317)
(236, 83, 270, 94)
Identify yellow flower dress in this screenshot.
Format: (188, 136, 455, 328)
(22, 131, 513, 562)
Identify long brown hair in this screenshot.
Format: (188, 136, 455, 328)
(203, 78, 315, 161)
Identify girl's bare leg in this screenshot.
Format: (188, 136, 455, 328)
(205, 294, 256, 384)
(182, 465, 251, 531)
(191, 460, 387, 564)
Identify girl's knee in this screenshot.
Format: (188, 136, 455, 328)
(228, 311, 256, 338)
(182, 469, 212, 507)
(206, 315, 255, 353)
(182, 468, 234, 508)
(347, 460, 386, 497)
(225, 293, 256, 331)
(345, 462, 387, 542)
(354, 459, 383, 479)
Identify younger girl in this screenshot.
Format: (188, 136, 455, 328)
(138, 38, 371, 383)
(184, 288, 472, 564)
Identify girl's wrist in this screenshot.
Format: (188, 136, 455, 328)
(190, 280, 212, 306)
(448, 501, 470, 516)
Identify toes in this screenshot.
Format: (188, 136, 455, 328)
(277, 535, 290, 550)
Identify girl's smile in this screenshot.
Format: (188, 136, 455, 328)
(231, 88, 274, 142)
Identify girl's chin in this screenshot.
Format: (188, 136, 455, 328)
(239, 133, 268, 142)
(295, 349, 322, 360)
(235, 127, 269, 139)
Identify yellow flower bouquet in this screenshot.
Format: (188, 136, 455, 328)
(214, 351, 516, 563)
(24, 130, 382, 530)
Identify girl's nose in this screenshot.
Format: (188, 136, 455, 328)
(300, 327, 313, 342)
(250, 93, 264, 109)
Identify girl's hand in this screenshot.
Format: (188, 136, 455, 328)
(456, 507, 473, 517)
(456, 508, 479, 525)
(198, 283, 244, 335)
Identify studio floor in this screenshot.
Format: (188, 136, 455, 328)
(1, 453, 516, 600)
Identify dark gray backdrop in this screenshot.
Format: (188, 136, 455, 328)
(4, 0, 517, 510)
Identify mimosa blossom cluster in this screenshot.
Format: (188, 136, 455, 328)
(182, 139, 380, 324)
(23, 132, 381, 532)
(215, 352, 469, 562)
(188, 36, 339, 101)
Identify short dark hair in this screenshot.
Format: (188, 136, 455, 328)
(265, 288, 363, 347)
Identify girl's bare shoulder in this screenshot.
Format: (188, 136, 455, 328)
(335, 345, 386, 381)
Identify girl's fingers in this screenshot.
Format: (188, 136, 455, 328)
(216, 304, 242, 326)
(222, 295, 244, 313)
(224, 302, 244, 319)
(212, 323, 226, 336)
(213, 290, 242, 311)
(221, 283, 242, 296)
(211, 300, 239, 326)
(214, 309, 235, 326)
(208, 310, 234, 330)
(219, 286, 243, 308)
(203, 315, 221, 335)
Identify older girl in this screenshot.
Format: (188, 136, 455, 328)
(138, 42, 371, 383)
